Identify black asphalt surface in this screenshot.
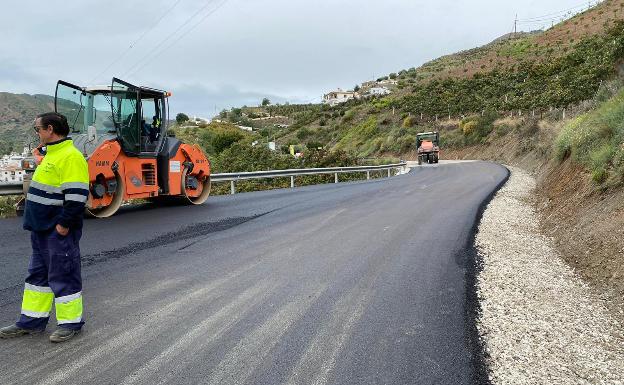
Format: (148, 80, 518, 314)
(0, 161, 507, 385)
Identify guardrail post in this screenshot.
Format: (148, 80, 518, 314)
(387, 168, 391, 178)
(334, 173, 338, 183)
(366, 171, 370, 180)
(290, 176, 294, 188)
(230, 180, 236, 195)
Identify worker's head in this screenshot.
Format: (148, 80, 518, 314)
(34, 112, 69, 145)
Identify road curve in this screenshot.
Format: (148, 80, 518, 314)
(0, 161, 508, 385)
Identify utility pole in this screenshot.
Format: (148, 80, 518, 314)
(514, 14, 518, 35)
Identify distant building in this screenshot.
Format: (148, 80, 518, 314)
(378, 79, 398, 86)
(192, 116, 211, 124)
(0, 147, 29, 168)
(0, 167, 25, 183)
(0, 147, 29, 183)
(252, 141, 277, 151)
(367, 87, 392, 96)
(323, 88, 358, 106)
(360, 81, 377, 90)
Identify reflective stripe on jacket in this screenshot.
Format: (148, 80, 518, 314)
(23, 138, 89, 231)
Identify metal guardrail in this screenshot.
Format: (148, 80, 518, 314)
(0, 183, 23, 196)
(0, 162, 408, 196)
(213, 162, 407, 194)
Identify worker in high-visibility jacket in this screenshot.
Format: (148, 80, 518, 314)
(0, 112, 89, 343)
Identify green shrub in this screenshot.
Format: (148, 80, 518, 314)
(592, 168, 608, 184)
(399, 135, 416, 152)
(342, 110, 355, 122)
(555, 87, 624, 186)
(589, 143, 616, 171)
(459, 111, 497, 144)
(297, 128, 311, 140)
(460, 119, 478, 135)
(0, 196, 18, 218)
(175, 113, 189, 124)
(306, 141, 324, 150)
(211, 130, 245, 153)
(372, 98, 393, 110)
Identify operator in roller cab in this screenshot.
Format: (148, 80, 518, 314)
(0, 112, 89, 343)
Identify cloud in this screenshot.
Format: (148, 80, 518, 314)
(0, 60, 48, 94)
(165, 83, 294, 118)
(1, 0, 586, 114)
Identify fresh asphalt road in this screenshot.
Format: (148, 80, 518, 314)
(0, 161, 507, 385)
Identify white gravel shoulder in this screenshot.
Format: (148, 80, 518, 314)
(476, 166, 624, 385)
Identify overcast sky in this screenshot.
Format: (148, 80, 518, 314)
(1, 0, 594, 118)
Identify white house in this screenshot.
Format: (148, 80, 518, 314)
(378, 79, 398, 86)
(0, 147, 30, 183)
(0, 147, 29, 168)
(323, 88, 358, 106)
(0, 167, 25, 183)
(367, 87, 392, 96)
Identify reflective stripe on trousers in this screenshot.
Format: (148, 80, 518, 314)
(55, 292, 83, 324)
(21, 283, 54, 317)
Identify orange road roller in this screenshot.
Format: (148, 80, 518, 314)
(22, 77, 211, 217)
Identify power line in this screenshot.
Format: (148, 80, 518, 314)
(518, 2, 588, 21)
(518, 13, 576, 24)
(122, 0, 225, 78)
(87, 0, 184, 84)
(126, 0, 228, 79)
(514, 0, 605, 31)
(517, 1, 598, 22)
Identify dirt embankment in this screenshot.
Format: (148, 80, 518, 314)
(441, 118, 624, 319)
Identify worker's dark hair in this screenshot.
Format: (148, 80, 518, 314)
(36, 112, 70, 137)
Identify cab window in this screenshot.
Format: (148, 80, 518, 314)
(140, 97, 163, 152)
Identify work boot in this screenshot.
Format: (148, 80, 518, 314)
(0, 324, 42, 338)
(49, 327, 81, 343)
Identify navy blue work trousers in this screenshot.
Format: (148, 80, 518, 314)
(16, 228, 84, 331)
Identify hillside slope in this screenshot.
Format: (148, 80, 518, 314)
(400, 0, 623, 83)
(0, 92, 54, 153)
(218, 0, 624, 160)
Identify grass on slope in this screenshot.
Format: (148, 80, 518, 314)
(556, 84, 624, 186)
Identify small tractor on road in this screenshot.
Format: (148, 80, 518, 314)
(416, 131, 440, 165)
(19, 77, 211, 217)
